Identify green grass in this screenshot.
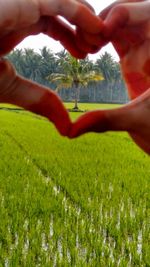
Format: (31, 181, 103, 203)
(0, 104, 149, 266)
(64, 102, 121, 111)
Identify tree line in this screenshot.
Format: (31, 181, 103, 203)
(7, 47, 128, 104)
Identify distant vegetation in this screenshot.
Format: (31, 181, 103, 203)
(7, 47, 128, 104)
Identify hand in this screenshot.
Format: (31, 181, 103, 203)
(0, 0, 103, 136)
(70, 88, 150, 154)
(0, 0, 103, 59)
(78, 0, 150, 98)
(71, 0, 150, 154)
(99, 0, 150, 99)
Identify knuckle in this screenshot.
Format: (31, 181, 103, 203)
(111, 4, 127, 15)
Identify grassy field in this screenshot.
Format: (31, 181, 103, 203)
(0, 103, 149, 266)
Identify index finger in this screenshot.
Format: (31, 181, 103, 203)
(39, 0, 104, 34)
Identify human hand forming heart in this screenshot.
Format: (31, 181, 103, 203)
(71, 0, 150, 154)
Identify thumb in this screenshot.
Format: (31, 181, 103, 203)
(69, 104, 135, 138)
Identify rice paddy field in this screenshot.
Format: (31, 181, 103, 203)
(0, 103, 149, 267)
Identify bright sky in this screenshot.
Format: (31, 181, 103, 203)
(17, 0, 119, 61)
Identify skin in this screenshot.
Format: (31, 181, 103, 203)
(0, 0, 103, 136)
(71, 0, 150, 154)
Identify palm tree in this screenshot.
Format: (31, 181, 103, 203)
(7, 48, 25, 76)
(95, 52, 123, 102)
(23, 48, 43, 82)
(47, 52, 104, 110)
(40, 47, 57, 74)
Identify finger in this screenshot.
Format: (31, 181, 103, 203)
(98, 0, 145, 54)
(39, 0, 104, 34)
(69, 104, 134, 138)
(123, 71, 150, 99)
(99, 0, 145, 20)
(0, 0, 39, 33)
(126, 1, 150, 24)
(101, 1, 150, 38)
(81, 32, 107, 47)
(76, 0, 95, 13)
(76, 28, 108, 52)
(112, 22, 147, 57)
(102, 5, 129, 38)
(0, 16, 87, 59)
(0, 59, 72, 136)
(69, 111, 110, 137)
(40, 16, 87, 58)
(130, 132, 150, 154)
(0, 0, 103, 35)
(99, 2, 118, 20)
(127, 88, 150, 154)
(75, 27, 102, 54)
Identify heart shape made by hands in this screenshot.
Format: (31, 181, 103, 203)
(0, 0, 150, 155)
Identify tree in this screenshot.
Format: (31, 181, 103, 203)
(40, 47, 57, 76)
(7, 49, 25, 76)
(95, 52, 126, 102)
(47, 51, 104, 109)
(22, 48, 43, 82)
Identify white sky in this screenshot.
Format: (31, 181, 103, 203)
(17, 0, 119, 61)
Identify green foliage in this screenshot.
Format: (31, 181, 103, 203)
(95, 52, 120, 82)
(0, 105, 149, 266)
(7, 47, 57, 87)
(48, 52, 103, 109)
(6, 48, 127, 103)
